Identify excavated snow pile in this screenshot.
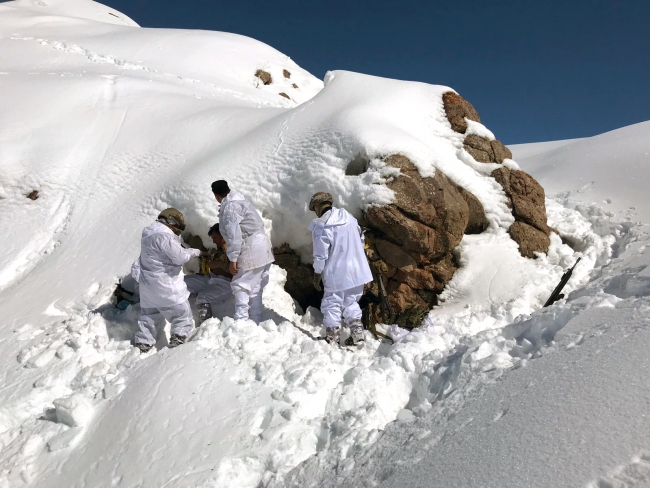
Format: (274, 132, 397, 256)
(0, 1, 619, 487)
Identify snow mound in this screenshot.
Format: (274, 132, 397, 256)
(2, 0, 139, 27)
(511, 121, 650, 223)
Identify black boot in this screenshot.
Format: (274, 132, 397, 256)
(135, 342, 153, 353)
(169, 334, 186, 348)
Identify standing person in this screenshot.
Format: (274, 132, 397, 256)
(308, 192, 373, 346)
(133, 208, 201, 353)
(184, 223, 233, 324)
(211, 180, 275, 323)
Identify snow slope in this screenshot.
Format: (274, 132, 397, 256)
(0, 1, 636, 487)
(512, 121, 650, 223)
(279, 125, 650, 487)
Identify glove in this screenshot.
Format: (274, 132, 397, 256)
(313, 273, 322, 291)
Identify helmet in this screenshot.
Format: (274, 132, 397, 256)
(158, 208, 186, 231)
(309, 192, 333, 211)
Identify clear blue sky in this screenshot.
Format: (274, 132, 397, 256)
(93, 1, 650, 143)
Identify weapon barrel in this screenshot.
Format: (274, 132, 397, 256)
(543, 257, 581, 307)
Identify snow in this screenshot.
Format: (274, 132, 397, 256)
(511, 121, 650, 223)
(0, 1, 649, 487)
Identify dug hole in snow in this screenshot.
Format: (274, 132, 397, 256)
(1, 0, 647, 487)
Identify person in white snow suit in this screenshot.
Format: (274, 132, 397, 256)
(132, 208, 202, 353)
(308, 192, 373, 346)
(211, 180, 275, 323)
(184, 223, 233, 324)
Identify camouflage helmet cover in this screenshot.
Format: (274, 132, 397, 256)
(158, 207, 186, 230)
(309, 192, 333, 211)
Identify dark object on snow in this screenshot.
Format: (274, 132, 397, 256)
(543, 258, 581, 308)
(168, 334, 186, 348)
(360, 256, 395, 344)
(27, 190, 39, 200)
(255, 69, 272, 85)
(279, 92, 290, 99)
(135, 343, 152, 353)
(113, 281, 138, 310)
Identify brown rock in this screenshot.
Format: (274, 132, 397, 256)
(463, 134, 494, 163)
(491, 140, 512, 163)
(383, 155, 469, 256)
(459, 188, 488, 234)
(492, 167, 549, 234)
(393, 268, 436, 290)
(387, 281, 427, 313)
(27, 190, 39, 200)
(283, 69, 291, 79)
(442, 92, 481, 134)
(255, 69, 272, 85)
(366, 205, 437, 257)
(272, 244, 322, 310)
(279, 92, 290, 99)
(292, 83, 298, 89)
(375, 239, 417, 270)
(424, 254, 458, 292)
(509, 221, 550, 258)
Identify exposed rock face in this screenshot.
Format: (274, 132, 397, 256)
(273, 92, 551, 329)
(463, 134, 513, 164)
(491, 166, 551, 257)
(508, 222, 550, 259)
(255, 69, 272, 85)
(279, 92, 290, 99)
(442, 92, 480, 133)
(282, 69, 291, 79)
(361, 154, 487, 328)
(273, 244, 323, 311)
(445, 91, 551, 258)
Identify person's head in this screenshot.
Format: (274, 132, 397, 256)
(208, 223, 225, 247)
(309, 192, 333, 217)
(211, 180, 230, 203)
(157, 208, 186, 235)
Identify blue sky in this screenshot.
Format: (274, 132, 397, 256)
(95, 1, 650, 143)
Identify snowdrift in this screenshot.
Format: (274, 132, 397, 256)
(0, 1, 639, 487)
(281, 124, 650, 487)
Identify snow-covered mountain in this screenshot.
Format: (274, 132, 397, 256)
(1, 1, 648, 487)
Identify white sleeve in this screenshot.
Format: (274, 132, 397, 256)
(159, 235, 201, 265)
(131, 258, 142, 283)
(221, 202, 244, 263)
(312, 225, 331, 274)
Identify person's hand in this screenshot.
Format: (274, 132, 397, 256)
(229, 261, 238, 275)
(313, 273, 322, 291)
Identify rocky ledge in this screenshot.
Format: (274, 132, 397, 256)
(276, 92, 552, 328)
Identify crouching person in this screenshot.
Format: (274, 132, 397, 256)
(133, 208, 201, 353)
(212, 180, 274, 324)
(184, 223, 233, 324)
(308, 192, 373, 346)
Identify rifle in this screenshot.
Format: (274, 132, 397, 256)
(376, 270, 394, 320)
(543, 257, 581, 308)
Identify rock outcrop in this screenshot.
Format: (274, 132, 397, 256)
(273, 91, 551, 328)
(273, 244, 323, 311)
(444, 91, 551, 259)
(255, 69, 272, 85)
(360, 154, 487, 328)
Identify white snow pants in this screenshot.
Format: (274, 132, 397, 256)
(184, 274, 232, 306)
(230, 263, 271, 323)
(321, 284, 364, 329)
(135, 301, 194, 345)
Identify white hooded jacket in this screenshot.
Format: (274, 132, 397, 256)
(218, 190, 274, 271)
(309, 207, 373, 293)
(134, 221, 201, 309)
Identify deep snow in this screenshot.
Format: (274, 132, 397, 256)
(0, 1, 648, 487)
